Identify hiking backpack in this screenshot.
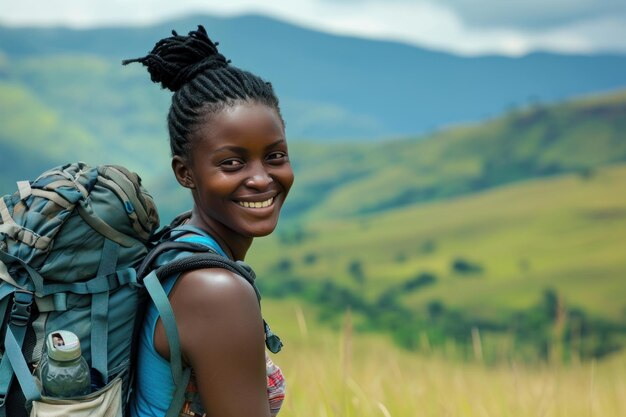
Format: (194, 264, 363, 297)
(0, 162, 159, 417)
(0, 162, 282, 417)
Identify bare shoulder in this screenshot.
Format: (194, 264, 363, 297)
(166, 267, 265, 360)
(169, 267, 262, 333)
(153, 266, 265, 364)
(172, 267, 259, 309)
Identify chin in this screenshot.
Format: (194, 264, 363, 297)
(232, 221, 277, 238)
(240, 220, 279, 238)
(250, 225, 278, 238)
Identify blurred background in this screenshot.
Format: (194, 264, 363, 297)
(1, 1, 625, 415)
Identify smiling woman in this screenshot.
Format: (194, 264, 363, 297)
(175, 103, 293, 243)
(123, 25, 292, 417)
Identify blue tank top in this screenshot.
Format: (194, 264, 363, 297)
(130, 234, 228, 417)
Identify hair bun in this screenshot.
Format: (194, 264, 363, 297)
(122, 25, 230, 92)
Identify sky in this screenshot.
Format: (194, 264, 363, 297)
(1, 0, 625, 57)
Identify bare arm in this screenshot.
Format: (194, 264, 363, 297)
(154, 268, 271, 417)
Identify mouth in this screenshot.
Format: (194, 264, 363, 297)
(235, 197, 274, 209)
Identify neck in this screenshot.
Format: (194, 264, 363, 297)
(187, 207, 253, 261)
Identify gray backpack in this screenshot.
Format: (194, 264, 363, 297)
(0, 162, 159, 417)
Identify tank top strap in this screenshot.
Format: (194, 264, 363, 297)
(175, 234, 230, 259)
(172, 224, 211, 238)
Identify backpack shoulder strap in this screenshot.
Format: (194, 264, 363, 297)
(152, 253, 259, 298)
(141, 270, 190, 417)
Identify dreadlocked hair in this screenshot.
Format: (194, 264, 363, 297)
(123, 25, 281, 159)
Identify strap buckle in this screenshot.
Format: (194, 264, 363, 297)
(10, 290, 33, 327)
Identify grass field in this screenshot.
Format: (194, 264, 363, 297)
(264, 299, 626, 417)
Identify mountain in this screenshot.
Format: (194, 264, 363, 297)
(1, 13, 626, 141)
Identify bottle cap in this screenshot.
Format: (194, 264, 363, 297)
(46, 330, 82, 362)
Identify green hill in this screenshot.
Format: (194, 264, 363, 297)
(1, 54, 170, 168)
(0, 80, 104, 190)
(285, 90, 626, 221)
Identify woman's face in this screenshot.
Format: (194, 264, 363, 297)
(183, 101, 294, 238)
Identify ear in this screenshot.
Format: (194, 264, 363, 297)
(172, 155, 196, 189)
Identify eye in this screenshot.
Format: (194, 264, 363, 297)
(220, 159, 244, 171)
(266, 152, 288, 164)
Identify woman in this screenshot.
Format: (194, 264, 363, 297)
(123, 26, 293, 417)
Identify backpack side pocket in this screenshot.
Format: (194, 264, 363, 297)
(29, 377, 122, 417)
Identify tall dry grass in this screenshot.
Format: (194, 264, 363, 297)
(265, 300, 626, 417)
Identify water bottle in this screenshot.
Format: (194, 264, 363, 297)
(38, 330, 91, 398)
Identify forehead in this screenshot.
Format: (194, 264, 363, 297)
(192, 102, 285, 150)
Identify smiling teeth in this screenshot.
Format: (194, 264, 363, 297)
(238, 198, 274, 208)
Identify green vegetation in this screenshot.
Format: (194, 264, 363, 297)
(0, 81, 103, 190)
(251, 164, 626, 362)
(4, 55, 172, 171)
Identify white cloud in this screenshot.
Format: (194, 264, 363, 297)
(438, 0, 626, 29)
(1, 0, 625, 56)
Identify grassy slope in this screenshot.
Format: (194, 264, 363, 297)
(0, 55, 181, 218)
(287, 90, 626, 221)
(250, 164, 626, 321)
(7, 55, 171, 172)
(0, 80, 104, 190)
(0, 81, 101, 159)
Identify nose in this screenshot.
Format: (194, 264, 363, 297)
(245, 164, 273, 190)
